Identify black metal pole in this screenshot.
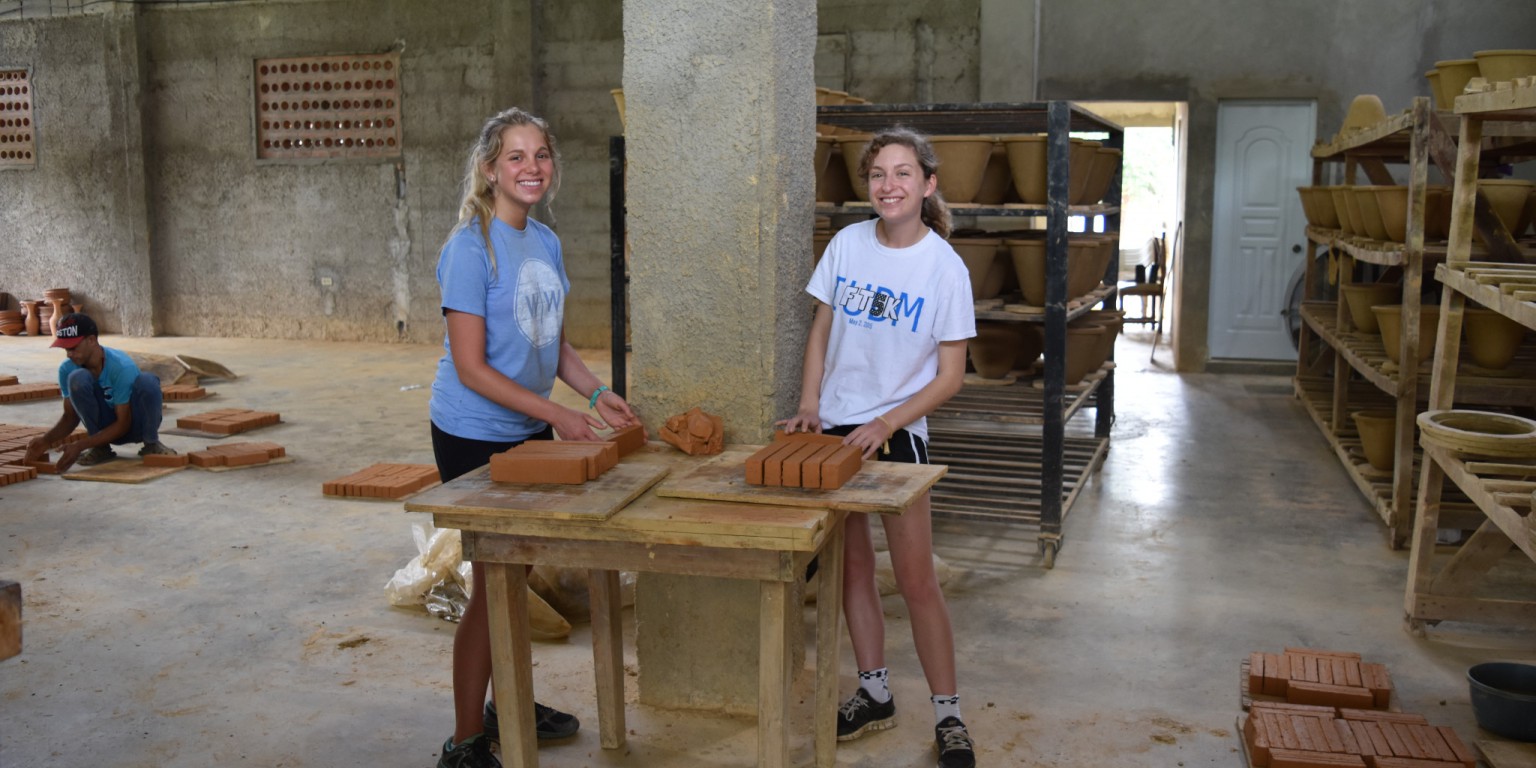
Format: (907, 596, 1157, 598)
(609, 135, 627, 399)
(1041, 101, 1069, 537)
(1096, 125, 1122, 438)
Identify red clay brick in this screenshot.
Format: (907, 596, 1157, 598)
(779, 443, 823, 488)
(188, 450, 225, 468)
(1338, 711, 1426, 726)
(1366, 758, 1466, 768)
(1245, 714, 1273, 767)
(820, 445, 863, 490)
(1265, 653, 1290, 696)
(1284, 648, 1362, 661)
(800, 444, 839, 489)
(142, 453, 189, 468)
(1287, 681, 1376, 709)
(1360, 663, 1393, 707)
(1435, 727, 1474, 768)
(745, 442, 782, 485)
(607, 423, 647, 457)
(1269, 749, 1366, 768)
(1250, 652, 1267, 696)
(489, 452, 584, 484)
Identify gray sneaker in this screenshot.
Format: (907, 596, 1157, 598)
(77, 446, 116, 466)
(138, 441, 177, 457)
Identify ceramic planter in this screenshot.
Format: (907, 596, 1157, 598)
(1372, 304, 1439, 365)
(1464, 308, 1528, 370)
(816, 145, 854, 204)
(1351, 409, 1397, 472)
(1372, 186, 1409, 243)
(1425, 70, 1446, 111)
(1080, 148, 1121, 206)
(1478, 179, 1534, 240)
(1066, 139, 1099, 206)
(1341, 283, 1400, 333)
(951, 237, 1007, 300)
(973, 143, 1012, 205)
(1352, 186, 1391, 241)
(837, 134, 875, 202)
(1005, 238, 1047, 305)
(1001, 135, 1047, 204)
(930, 136, 995, 204)
(1473, 50, 1536, 84)
(1433, 60, 1481, 109)
(1062, 325, 1107, 385)
(1331, 186, 1360, 236)
(815, 135, 835, 179)
(970, 321, 1020, 378)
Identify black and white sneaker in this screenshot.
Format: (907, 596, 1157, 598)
(436, 734, 500, 768)
(836, 688, 896, 741)
(483, 699, 580, 742)
(934, 715, 976, 768)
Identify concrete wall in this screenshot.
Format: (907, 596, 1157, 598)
(1032, 0, 1536, 370)
(818, 0, 979, 103)
(0, 7, 154, 335)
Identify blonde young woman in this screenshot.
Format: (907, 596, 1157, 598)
(430, 107, 639, 768)
(780, 127, 978, 768)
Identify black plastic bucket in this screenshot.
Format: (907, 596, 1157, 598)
(1467, 662, 1536, 742)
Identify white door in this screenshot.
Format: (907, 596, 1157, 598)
(1208, 100, 1315, 360)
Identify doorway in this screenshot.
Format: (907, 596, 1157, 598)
(1208, 100, 1315, 361)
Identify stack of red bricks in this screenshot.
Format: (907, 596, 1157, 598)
(0, 382, 60, 404)
(176, 408, 281, 435)
(1244, 702, 1474, 768)
(160, 383, 208, 401)
(324, 464, 441, 499)
(0, 424, 87, 481)
(1249, 648, 1393, 709)
(744, 431, 863, 491)
(488, 424, 645, 485)
(0, 375, 17, 386)
(0, 464, 36, 486)
(183, 441, 286, 469)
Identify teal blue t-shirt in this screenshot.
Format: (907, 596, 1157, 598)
(58, 347, 140, 406)
(429, 216, 570, 442)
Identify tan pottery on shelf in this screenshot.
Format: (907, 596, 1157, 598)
(973, 143, 1012, 205)
(1426, 185, 1453, 240)
(1066, 139, 1100, 206)
(1351, 410, 1397, 472)
(1001, 135, 1047, 204)
(1425, 70, 1447, 111)
(1418, 410, 1536, 458)
(1072, 310, 1124, 371)
(950, 237, 1007, 300)
(1478, 179, 1535, 240)
(1464, 308, 1528, 370)
(1372, 186, 1410, 243)
(1352, 186, 1391, 241)
(1080, 148, 1121, 206)
(1061, 325, 1107, 386)
(1005, 238, 1047, 305)
(815, 135, 835, 179)
(1433, 60, 1481, 108)
(1016, 324, 1044, 369)
(1372, 304, 1439, 365)
(1473, 50, 1536, 85)
(1310, 187, 1342, 229)
(836, 134, 875, 202)
(1340, 95, 1388, 136)
(969, 321, 1020, 379)
(930, 136, 994, 204)
(1339, 186, 1368, 238)
(1340, 283, 1400, 333)
(817, 145, 854, 204)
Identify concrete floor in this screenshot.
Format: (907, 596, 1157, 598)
(2, 330, 1534, 768)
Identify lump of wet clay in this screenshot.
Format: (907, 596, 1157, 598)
(659, 407, 724, 456)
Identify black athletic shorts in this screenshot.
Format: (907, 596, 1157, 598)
(821, 423, 929, 465)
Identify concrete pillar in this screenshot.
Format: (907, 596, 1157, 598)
(979, 0, 1036, 102)
(107, 5, 154, 336)
(623, 0, 816, 714)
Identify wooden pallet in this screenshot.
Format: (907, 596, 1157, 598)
(926, 428, 1108, 526)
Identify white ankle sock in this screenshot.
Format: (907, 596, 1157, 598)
(858, 667, 891, 704)
(932, 693, 961, 722)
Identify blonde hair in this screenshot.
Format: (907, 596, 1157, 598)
(453, 107, 562, 282)
(855, 127, 952, 239)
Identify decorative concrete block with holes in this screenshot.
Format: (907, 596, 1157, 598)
(0, 69, 35, 170)
(254, 53, 401, 161)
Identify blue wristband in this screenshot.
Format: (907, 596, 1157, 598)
(588, 385, 610, 410)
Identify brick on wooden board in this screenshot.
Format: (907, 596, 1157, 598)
(1270, 749, 1367, 768)
(1, 580, 19, 661)
(0, 465, 37, 485)
(1250, 652, 1267, 696)
(142, 452, 189, 468)
(1360, 663, 1393, 707)
(779, 443, 824, 488)
(1334, 719, 1363, 755)
(243, 441, 286, 459)
(1351, 721, 1393, 757)
(1337, 710, 1426, 726)
(188, 450, 225, 468)
(1365, 758, 1467, 768)
(1252, 702, 1341, 716)
(820, 444, 863, 490)
(222, 447, 271, 467)
(1269, 749, 1367, 768)
(1406, 724, 1460, 764)
(1264, 652, 1290, 696)
(772, 429, 845, 447)
(1284, 648, 1363, 661)
(1245, 714, 1274, 767)
(800, 444, 841, 491)
(489, 452, 584, 484)
(762, 440, 805, 487)
(744, 442, 782, 485)
(1375, 720, 1414, 758)
(25, 457, 59, 474)
(607, 423, 647, 457)
(1434, 727, 1474, 768)
(1287, 680, 1376, 709)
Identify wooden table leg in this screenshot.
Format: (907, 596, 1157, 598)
(815, 517, 846, 768)
(588, 568, 626, 749)
(758, 578, 792, 768)
(485, 562, 538, 768)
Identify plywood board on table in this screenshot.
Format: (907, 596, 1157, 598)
(406, 462, 670, 522)
(654, 446, 946, 515)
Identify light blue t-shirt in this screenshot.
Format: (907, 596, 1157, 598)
(58, 347, 140, 406)
(429, 216, 570, 442)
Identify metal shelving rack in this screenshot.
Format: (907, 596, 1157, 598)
(1405, 81, 1536, 631)
(815, 101, 1123, 568)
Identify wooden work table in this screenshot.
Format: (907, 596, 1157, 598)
(405, 444, 946, 768)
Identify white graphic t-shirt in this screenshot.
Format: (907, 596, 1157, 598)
(806, 219, 976, 442)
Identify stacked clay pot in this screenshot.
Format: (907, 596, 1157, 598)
(1372, 304, 1440, 366)
(1351, 410, 1397, 471)
(1370, 185, 1453, 243)
(973, 142, 1013, 205)
(1473, 50, 1536, 85)
(1464, 308, 1528, 370)
(1478, 179, 1534, 241)
(0, 308, 21, 336)
(1076, 147, 1122, 206)
(950, 237, 1007, 300)
(1005, 235, 1113, 307)
(1431, 59, 1480, 110)
(1352, 187, 1392, 241)
(1341, 282, 1400, 333)
(837, 134, 875, 202)
(1001, 135, 1047, 204)
(816, 143, 855, 205)
(1296, 186, 1342, 230)
(967, 322, 1044, 380)
(930, 136, 995, 204)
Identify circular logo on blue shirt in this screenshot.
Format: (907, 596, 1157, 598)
(515, 259, 564, 348)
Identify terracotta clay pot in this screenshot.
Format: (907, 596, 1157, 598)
(1068, 235, 1114, 299)
(815, 135, 835, 180)
(1080, 148, 1121, 206)
(1372, 304, 1440, 365)
(43, 288, 71, 302)
(1434, 60, 1481, 108)
(1310, 187, 1342, 229)
(1464, 308, 1528, 370)
(1016, 324, 1044, 369)
(1331, 186, 1359, 235)
(48, 299, 68, 334)
(970, 321, 1020, 379)
(1341, 283, 1400, 333)
(1005, 238, 1047, 305)
(1473, 50, 1536, 85)
(1372, 186, 1409, 243)
(951, 237, 1006, 300)
(973, 143, 1012, 205)
(930, 136, 995, 204)
(837, 134, 875, 202)
(1352, 186, 1391, 241)
(1351, 409, 1397, 472)
(1073, 310, 1124, 370)
(1478, 179, 1535, 240)
(1001, 135, 1047, 204)
(1061, 324, 1107, 385)
(1425, 70, 1446, 111)
(1066, 139, 1100, 206)
(1341, 95, 1388, 135)
(816, 145, 855, 204)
